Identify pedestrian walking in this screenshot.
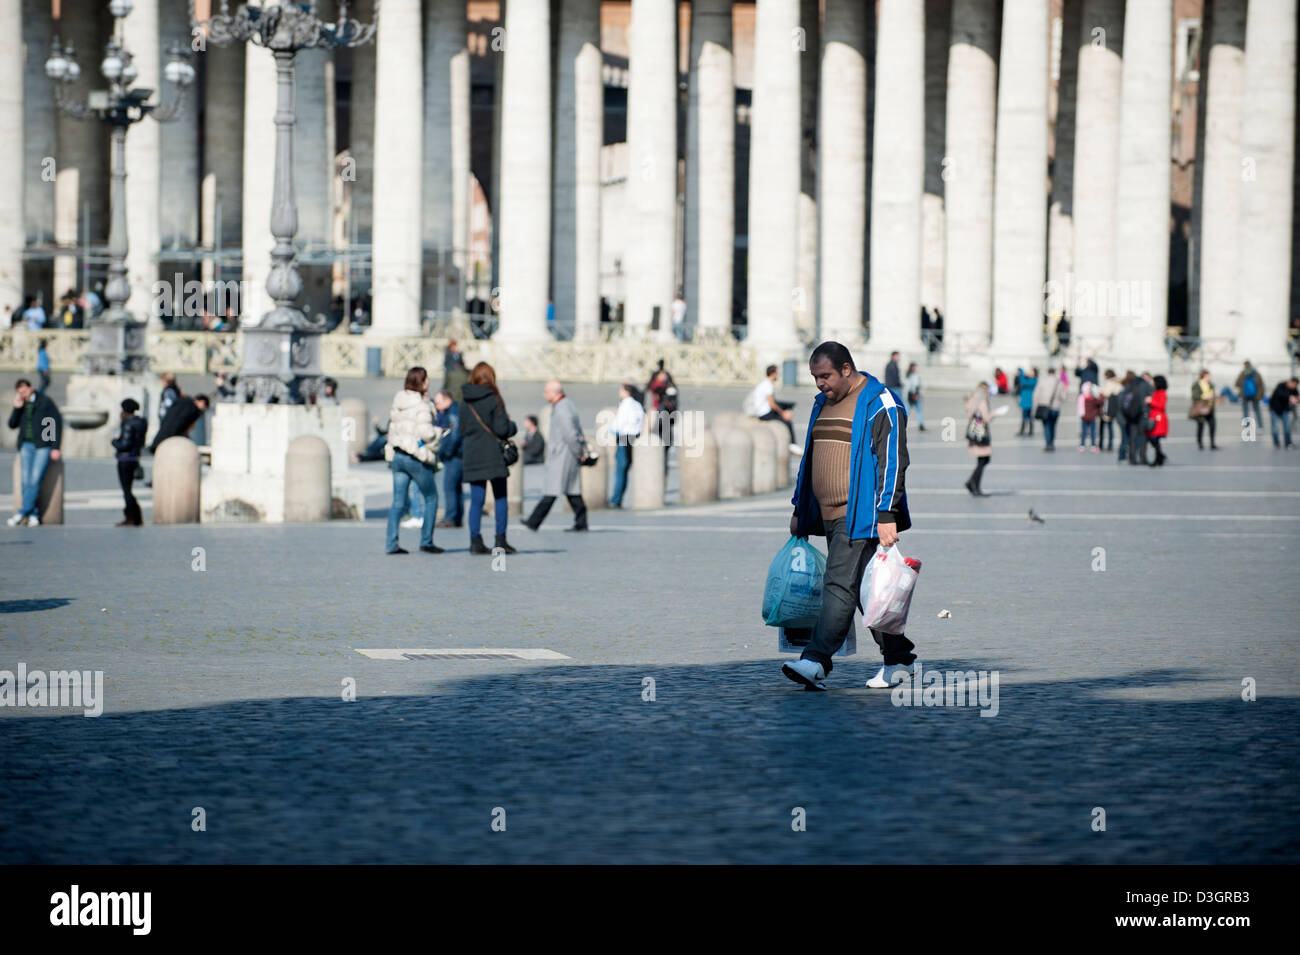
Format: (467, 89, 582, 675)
(964, 382, 994, 496)
(1235, 360, 1265, 427)
(460, 361, 518, 555)
(884, 351, 902, 390)
(521, 415, 546, 464)
(1267, 377, 1299, 448)
(1032, 366, 1067, 451)
(524, 380, 591, 533)
(1016, 366, 1038, 436)
(111, 398, 147, 526)
(1145, 375, 1169, 467)
(1098, 369, 1122, 451)
(1190, 368, 1220, 450)
(158, 372, 181, 428)
(1118, 371, 1147, 464)
(7, 379, 62, 527)
(905, 362, 925, 432)
(609, 382, 644, 508)
(383, 367, 444, 554)
(1078, 381, 1101, 452)
(781, 341, 919, 692)
(433, 389, 465, 528)
(36, 339, 51, 392)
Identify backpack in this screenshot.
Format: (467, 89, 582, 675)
(1243, 375, 1258, 399)
(1121, 388, 1143, 421)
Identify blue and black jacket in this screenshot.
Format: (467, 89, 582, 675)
(791, 373, 911, 541)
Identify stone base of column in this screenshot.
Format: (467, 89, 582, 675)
(201, 403, 364, 522)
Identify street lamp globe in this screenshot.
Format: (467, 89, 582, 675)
(44, 47, 69, 81)
(163, 50, 195, 87)
(66, 58, 81, 82)
(101, 49, 123, 82)
(108, 0, 134, 19)
(121, 60, 138, 85)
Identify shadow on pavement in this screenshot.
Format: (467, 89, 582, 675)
(2, 660, 1296, 864)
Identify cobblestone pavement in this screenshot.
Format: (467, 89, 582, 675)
(2, 388, 1298, 863)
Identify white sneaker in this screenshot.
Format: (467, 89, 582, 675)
(401, 516, 422, 528)
(7, 513, 25, 527)
(782, 657, 826, 690)
(866, 659, 918, 689)
(26, 515, 39, 527)
(789, 443, 804, 456)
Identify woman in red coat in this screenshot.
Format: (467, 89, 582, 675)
(1145, 374, 1169, 467)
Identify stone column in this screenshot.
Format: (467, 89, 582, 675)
(349, 0, 378, 248)
(869, 0, 925, 353)
(920, 0, 950, 318)
(1113, 0, 1171, 361)
(819, 0, 869, 345)
(1070, 0, 1124, 344)
(686, 0, 734, 335)
(747, 0, 801, 352)
(122, 0, 161, 324)
(0, 0, 22, 314)
(159, 0, 200, 263)
(1048, 0, 1081, 305)
(553, 0, 602, 340)
(991, 0, 1049, 356)
(943, 0, 998, 352)
(23, 0, 56, 286)
(201, 44, 244, 293)
(1197, 0, 1247, 346)
(55, 7, 109, 306)
(496, 0, 551, 342)
(293, 50, 332, 318)
(424, 0, 470, 312)
(797, 0, 819, 341)
(626, 0, 677, 336)
(1237, 0, 1297, 361)
(241, 48, 276, 322)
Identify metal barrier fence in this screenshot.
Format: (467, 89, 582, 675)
(0, 328, 764, 387)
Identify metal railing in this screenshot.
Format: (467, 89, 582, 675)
(1164, 334, 1236, 373)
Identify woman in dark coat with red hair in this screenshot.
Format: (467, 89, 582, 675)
(1145, 375, 1169, 467)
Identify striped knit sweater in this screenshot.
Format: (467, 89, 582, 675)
(809, 373, 867, 520)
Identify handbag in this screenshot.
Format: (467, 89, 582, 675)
(465, 399, 519, 468)
(1034, 404, 1051, 422)
(1189, 399, 1212, 420)
(965, 414, 990, 445)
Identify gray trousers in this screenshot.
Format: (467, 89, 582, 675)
(801, 516, 916, 675)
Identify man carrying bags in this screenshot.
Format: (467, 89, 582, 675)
(781, 342, 920, 692)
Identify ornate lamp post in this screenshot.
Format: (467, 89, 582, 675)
(189, 1, 378, 403)
(47, 0, 195, 374)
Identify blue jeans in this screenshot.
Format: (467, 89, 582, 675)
(1100, 418, 1114, 450)
(610, 444, 631, 506)
(18, 443, 52, 517)
(908, 398, 924, 429)
(442, 457, 464, 523)
(1271, 409, 1293, 447)
(386, 452, 438, 551)
(1043, 410, 1059, 448)
(1080, 419, 1097, 447)
(468, 477, 508, 539)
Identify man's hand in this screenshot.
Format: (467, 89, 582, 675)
(789, 514, 799, 536)
(13, 393, 24, 409)
(50, 449, 61, 462)
(781, 409, 792, 422)
(878, 520, 898, 547)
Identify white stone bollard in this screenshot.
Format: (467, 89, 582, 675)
(581, 449, 607, 510)
(717, 427, 754, 499)
(680, 425, 718, 505)
(745, 420, 778, 494)
(340, 398, 369, 460)
(284, 435, 333, 522)
(631, 413, 665, 509)
(10, 455, 64, 524)
(762, 418, 792, 488)
(501, 456, 524, 516)
(153, 436, 200, 524)
(713, 410, 743, 433)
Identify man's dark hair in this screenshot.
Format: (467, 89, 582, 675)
(121, 398, 140, 414)
(14, 378, 31, 389)
(193, 394, 210, 407)
(23, 295, 35, 307)
(765, 364, 778, 377)
(323, 376, 338, 391)
(527, 414, 539, 427)
(809, 341, 856, 371)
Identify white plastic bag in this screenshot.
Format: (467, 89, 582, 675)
(860, 544, 922, 633)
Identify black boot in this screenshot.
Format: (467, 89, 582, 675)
(494, 533, 517, 554)
(469, 535, 490, 554)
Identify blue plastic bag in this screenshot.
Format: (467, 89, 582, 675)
(762, 536, 826, 628)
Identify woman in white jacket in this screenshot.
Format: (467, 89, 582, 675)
(385, 367, 445, 554)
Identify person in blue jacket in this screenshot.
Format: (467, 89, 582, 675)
(1016, 366, 1038, 436)
(782, 341, 920, 692)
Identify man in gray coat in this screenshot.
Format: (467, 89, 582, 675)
(522, 380, 590, 532)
